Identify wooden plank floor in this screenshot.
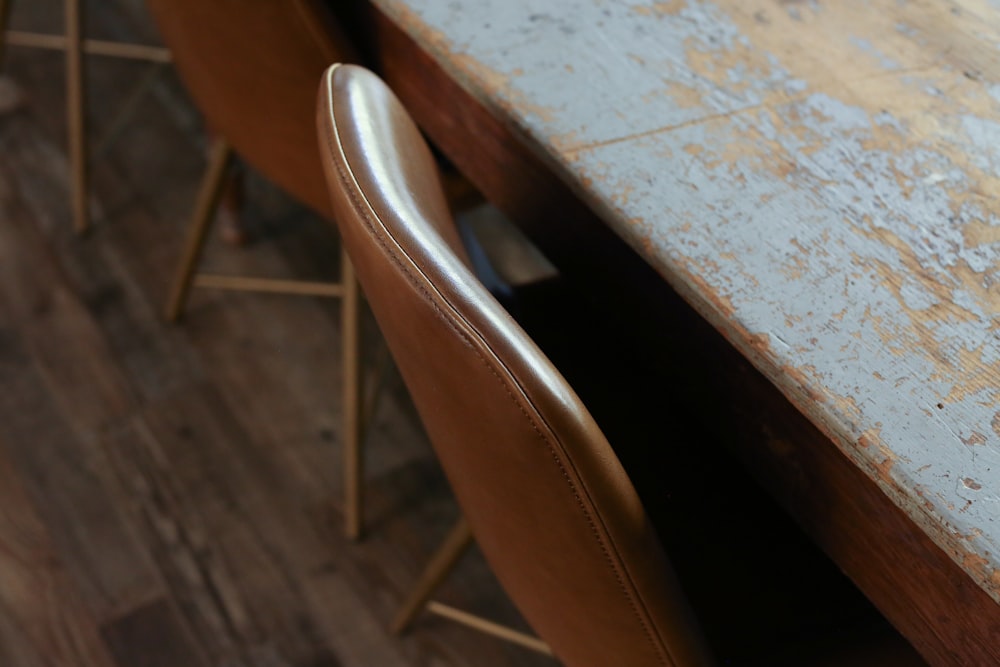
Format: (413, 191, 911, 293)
(0, 2, 551, 665)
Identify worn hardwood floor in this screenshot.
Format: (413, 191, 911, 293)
(0, 2, 550, 666)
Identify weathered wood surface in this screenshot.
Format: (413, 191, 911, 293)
(363, 10, 994, 662)
(0, 1, 550, 665)
(371, 0, 1000, 605)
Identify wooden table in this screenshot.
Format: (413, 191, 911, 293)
(361, 1, 1000, 664)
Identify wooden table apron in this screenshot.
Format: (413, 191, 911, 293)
(362, 0, 1000, 666)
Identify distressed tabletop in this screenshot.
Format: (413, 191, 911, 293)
(369, 0, 1000, 604)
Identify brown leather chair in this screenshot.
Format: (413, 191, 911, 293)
(316, 63, 928, 666)
(144, 0, 367, 537)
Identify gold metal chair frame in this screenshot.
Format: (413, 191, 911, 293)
(0, 0, 171, 234)
(163, 137, 366, 541)
(0, 0, 368, 541)
(4, 9, 554, 652)
(392, 516, 553, 656)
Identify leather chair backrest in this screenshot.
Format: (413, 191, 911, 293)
(317, 63, 715, 667)
(146, 0, 356, 220)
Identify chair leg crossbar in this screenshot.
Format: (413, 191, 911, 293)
(0, 0, 171, 234)
(163, 139, 354, 316)
(392, 517, 553, 657)
(163, 138, 367, 541)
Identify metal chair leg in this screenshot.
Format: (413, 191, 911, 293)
(424, 602, 553, 655)
(392, 517, 474, 634)
(3, 1, 172, 232)
(164, 139, 234, 322)
(65, 0, 88, 234)
(342, 250, 364, 540)
(391, 517, 553, 655)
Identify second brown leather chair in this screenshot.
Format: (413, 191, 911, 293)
(316, 64, 928, 666)
(145, 0, 368, 537)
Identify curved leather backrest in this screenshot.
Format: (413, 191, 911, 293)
(146, 0, 356, 220)
(317, 64, 714, 667)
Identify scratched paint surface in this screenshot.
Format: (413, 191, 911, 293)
(373, 0, 1000, 600)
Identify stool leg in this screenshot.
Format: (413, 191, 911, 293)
(392, 517, 473, 634)
(164, 139, 234, 322)
(65, 0, 88, 234)
(342, 250, 364, 540)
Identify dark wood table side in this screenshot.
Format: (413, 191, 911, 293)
(361, 4, 1000, 664)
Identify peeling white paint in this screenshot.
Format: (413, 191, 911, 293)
(374, 0, 1000, 605)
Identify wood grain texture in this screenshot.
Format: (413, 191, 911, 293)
(371, 0, 1000, 616)
(0, 437, 117, 667)
(101, 599, 209, 667)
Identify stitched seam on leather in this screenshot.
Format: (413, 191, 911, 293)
(326, 121, 673, 667)
(322, 87, 675, 666)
